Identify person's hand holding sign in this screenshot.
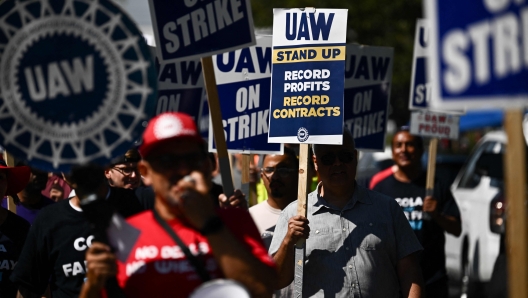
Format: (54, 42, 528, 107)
(422, 196, 438, 216)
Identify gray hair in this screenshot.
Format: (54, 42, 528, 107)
(312, 127, 355, 157)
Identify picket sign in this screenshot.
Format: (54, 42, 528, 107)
(269, 7, 348, 296)
(2, 151, 16, 214)
(201, 57, 235, 196)
(426, 1, 528, 296)
(149, 0, 259, 197)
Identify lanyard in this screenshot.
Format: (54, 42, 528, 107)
(152, 209, 212, 282)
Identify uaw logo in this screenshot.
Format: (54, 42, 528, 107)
(297, 127, 309, 142)
(0, 0, 157, 172)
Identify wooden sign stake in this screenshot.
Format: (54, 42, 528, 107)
(294, 143, 311, 297)
(201, 56, 234, 196)
(241, 154, 252, 206)
(504, 109, 528, 298)
(426, 138, 438, 197)
(2, 151, 16, 213)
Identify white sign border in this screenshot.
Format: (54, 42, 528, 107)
(426, 1, 528, 111)
(148, 0, 257, 64)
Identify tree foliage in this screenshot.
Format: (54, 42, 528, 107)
(251, 0, 423, 126)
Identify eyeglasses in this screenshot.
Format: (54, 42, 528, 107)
(147, 152, 207, 171)
(319, 151, 355, 166)
(112, 166, 139, 176)
(261, 167, 296, 178)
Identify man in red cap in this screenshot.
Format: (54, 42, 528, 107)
(0, 160, 31, 297)
(80, 112, 277, 298)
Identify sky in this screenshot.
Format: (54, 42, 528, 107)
(116, 0, 154, 41)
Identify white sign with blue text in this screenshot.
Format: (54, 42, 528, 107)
(211, 36, 282, 154)
(149, 0, 256, 63)
(344, 45, 393, 151)
(410, 111, 460, 139)
(426, 0, 528, 110)
(268, 8, 348, 144)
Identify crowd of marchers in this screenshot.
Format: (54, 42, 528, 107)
(0, 112, 460, 298)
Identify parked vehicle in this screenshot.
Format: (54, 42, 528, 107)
(445, 131, 509, 297)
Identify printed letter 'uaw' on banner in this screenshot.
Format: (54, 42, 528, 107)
(211, 36, 282, 154)
(0, 0, 157, 172)
(410, 110, 460, 139)
(425, 0, 528, 110)
(155, 55, 207, 119)
(344, 45, 394, 151)
(268, 8, 348, 144)
(149, 0, 256, 63)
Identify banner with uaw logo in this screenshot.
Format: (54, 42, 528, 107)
(268, 8, 348, 144)
(0, 0, 157, 172)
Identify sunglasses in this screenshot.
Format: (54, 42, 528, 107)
(319, 151, 355, 166)
(261, 167, 296, 178)
(112, 166, 139, 176)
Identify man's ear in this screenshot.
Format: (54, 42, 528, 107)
(138, 161, 151, 186)
(104, 169, 111, 179)
(312, 154, 318, 172)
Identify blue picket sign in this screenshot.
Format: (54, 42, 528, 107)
(426, 0, 528, 110)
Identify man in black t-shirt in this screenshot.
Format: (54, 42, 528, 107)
(11, 168, 143, 298)
(0, 160, 31, 298)
(370, 129, 461, 298)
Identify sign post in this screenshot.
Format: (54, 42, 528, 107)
(202, 56, 235, 196)
(269, 8, 348, 296)
(504, 110, 528, 298)
(2, 150, 16, 213)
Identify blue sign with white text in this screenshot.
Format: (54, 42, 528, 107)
(212, 36, 281, 154)
(149, 0, 256, 63)
(0, 0, 157, 172)
(427, 0, 528, 110)
(155, 57, 205, 118)
(344, 44, 393, 151)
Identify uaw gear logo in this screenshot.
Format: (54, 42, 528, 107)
(297, 127, 309, 142)
(0, 0, 157, 172)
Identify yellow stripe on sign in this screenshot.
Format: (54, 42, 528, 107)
(273, 46, 346, 63)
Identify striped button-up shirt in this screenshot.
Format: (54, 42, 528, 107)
(269, 184, 422, 298)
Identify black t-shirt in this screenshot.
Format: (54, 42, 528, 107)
(370, 169, 460, 282)
(10, 199, 92, 297)
(11, 188, 143, 297)
(0, 211, 30, 298)
(107, 187, 145, 217)
(135, 185, 155, 210)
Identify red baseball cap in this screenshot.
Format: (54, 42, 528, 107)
(139, 112, 204, 159)
(0, 160, 31, 196)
